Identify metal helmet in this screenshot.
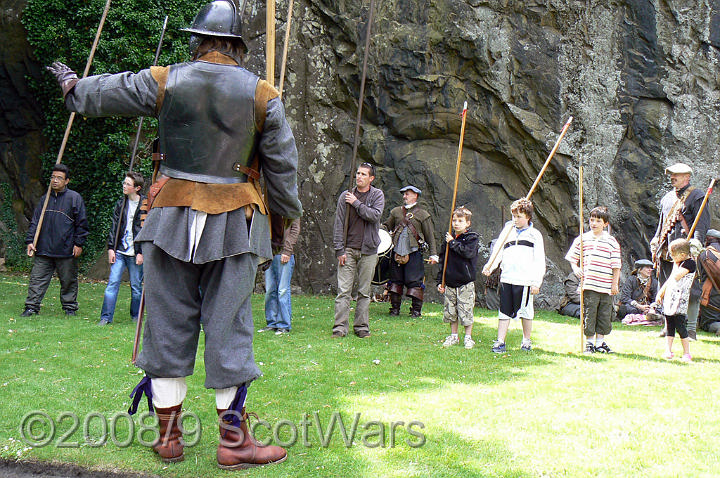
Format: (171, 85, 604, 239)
(182, 0, 247, 53)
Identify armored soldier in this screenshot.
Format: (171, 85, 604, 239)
(383, 185, 438, 317)
(48, 0, 301, 469)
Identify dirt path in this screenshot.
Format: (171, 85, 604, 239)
(0, 459, 158, 478)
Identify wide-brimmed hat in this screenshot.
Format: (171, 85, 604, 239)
(665, 163, 692, 174)
(400, 185, 421, 194)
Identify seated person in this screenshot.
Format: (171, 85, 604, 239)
(698, 229, 720, 335)
(617, 259, 658, 321)
(557, 272, 581, 318)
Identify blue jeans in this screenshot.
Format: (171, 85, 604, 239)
(264, 254, 295, 330)
(100, 253, 143, 323)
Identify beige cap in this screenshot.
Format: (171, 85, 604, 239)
(665, 163, 693, 174)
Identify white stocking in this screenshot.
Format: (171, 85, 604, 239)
(151, 377, 187, 409)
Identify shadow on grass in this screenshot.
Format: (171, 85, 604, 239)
(3, 279, 720, 477)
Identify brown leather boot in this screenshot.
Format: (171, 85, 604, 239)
(217, 408, 287, 469)
(152, 404, 184, 463)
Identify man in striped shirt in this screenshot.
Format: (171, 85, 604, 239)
(565, 207, 621, 353)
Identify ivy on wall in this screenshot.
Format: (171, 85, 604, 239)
(22, 0, 205, 270)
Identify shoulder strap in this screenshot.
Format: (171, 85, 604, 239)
(150, 66, 169, 112)
(401, 207, 422, 242)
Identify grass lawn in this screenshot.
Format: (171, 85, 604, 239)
(1, 272, 719, 477)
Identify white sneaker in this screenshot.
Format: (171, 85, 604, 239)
(464, 336, 475, 349)
(442, 335, 459, 347)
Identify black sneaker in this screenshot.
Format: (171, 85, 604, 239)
(584, 342, 596, 354)
(595, 342, 614, 354)
(20, 308, 38, 317)
(64, 310, 77, 317)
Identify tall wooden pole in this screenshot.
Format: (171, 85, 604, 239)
(114, 16, 167, 251)
(266, 0, 276, 83)
(278, 0, 294, 99)
(485, 116, 573, 271)
(441, 102, 469, 288)
(687, 178, 716, 239)
(342, 0, 377, 241)
(578, 164, 585, 352)
(31, 0, 112, 255)
(130, 17, 170, 365)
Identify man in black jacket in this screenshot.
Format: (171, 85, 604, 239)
(22, 164, 89, 316)
(99, 172, 146, 325)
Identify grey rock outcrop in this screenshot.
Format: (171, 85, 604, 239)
(3, 0, 720, 306)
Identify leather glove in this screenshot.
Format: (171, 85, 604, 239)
(46, 61, 79, 97)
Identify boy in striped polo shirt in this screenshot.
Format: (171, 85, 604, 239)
(565, 207, 621, 353)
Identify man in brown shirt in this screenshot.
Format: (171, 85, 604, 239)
(332, 163, 385, 338)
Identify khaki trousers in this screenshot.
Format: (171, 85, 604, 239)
(333, 248, 377, 335)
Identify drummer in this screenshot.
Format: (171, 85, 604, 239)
(383, 185, 439, 317)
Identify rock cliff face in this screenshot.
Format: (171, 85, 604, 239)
(0, 0, 45, 230)
(3, 0, 720, 305)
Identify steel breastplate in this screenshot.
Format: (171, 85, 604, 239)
(158, 61, 258, 184)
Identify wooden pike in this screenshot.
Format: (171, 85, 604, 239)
(278, 0, 294, 99)
(441, 101, 469, 288)
(484, 116, 573, 272)
(342, 0, 377, 241)
(578, 164, 585, 353)
(266, 0, 276, 83)
(30, 0, 113, 256)
(687, 177, 716, 239)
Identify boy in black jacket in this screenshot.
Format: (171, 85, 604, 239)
(437, 207, 480, 349)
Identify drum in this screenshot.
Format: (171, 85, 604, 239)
(372, 229, 393, 285)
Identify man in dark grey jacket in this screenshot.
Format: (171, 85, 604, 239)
(332, 163, 385, 338)
(22, 164, 88, 317)
(47, 0, 299, 469)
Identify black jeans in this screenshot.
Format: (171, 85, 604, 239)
(25, 255, 79, 312)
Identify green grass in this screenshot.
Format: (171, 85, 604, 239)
(2, 273, 720, 477)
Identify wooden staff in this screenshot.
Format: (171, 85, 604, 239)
(129, 16, 170, 364)
(578, 164, 585, 353)
(278, 0, 294, 99)
(687, 177, 716, 239)
(484, 116, 573, 271)
(30, 0, 112, 256)
(342, 0, 377, 240)
(441, 102, 469, 288)
(113, 16, 167, 251)
(266, 0, 276, 83)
